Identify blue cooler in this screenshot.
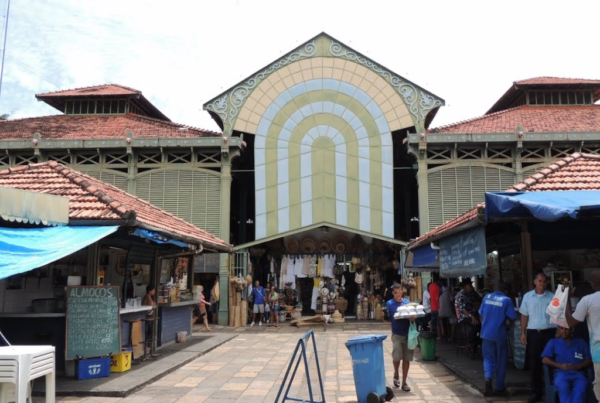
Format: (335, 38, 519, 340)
(345, 334, 393, 403)
(75, 356, 111, 380)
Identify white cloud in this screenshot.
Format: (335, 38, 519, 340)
(2, 0, 599, 129)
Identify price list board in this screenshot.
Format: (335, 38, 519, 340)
(66, 286, 121, 360)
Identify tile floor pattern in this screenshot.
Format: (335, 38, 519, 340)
(36, 327, 529, 403)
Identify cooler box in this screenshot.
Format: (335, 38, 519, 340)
(75, 356, 111, 380)
(110, 351, 132, 373)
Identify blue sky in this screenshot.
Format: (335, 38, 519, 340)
(1, 0, 599, 131)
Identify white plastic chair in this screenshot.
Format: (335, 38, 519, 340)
(0, 346, 54, 403)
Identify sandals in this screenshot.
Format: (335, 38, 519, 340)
(393, 376, 400, 388)
(402, 384, 411, 392)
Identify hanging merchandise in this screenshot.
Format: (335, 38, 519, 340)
(318, 239, 331, 254)
(308, 256, 317, 277)
(334, 265, 344, 276)
(300, 238, 317, 254)
(331, 233, 349, 254)
(286, 238, 299, 254)
(302, 256, 310, 276)
(355, 271, 364, 284)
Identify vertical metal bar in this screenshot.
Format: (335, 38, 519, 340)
(275, 339, 302, 403)
(302, 340, 314, 402)
(283, 345, 304, 402)
(311, 331, 326, 402)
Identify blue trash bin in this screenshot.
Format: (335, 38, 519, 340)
(345, 334, 392, 403)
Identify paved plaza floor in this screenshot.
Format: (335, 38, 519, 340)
(34, 322, 530, 402)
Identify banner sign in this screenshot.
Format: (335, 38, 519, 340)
(439, 226, 487, 277)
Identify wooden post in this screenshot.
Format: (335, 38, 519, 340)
(520, 221, 534, 292)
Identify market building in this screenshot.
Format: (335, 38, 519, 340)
(410, 77, 600, 234)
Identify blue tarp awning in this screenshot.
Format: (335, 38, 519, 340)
(0, 226, 118, 280)
(485, 191, 600, 222)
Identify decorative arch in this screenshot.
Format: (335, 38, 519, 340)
(204, 33, 444, 240)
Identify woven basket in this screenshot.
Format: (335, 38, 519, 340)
(300, 237, 317, 254)
(286, 238, 299, 254)
(331, 233, 349, 254)
(318, 239, 331, 254)
(334, 298, 348, 316)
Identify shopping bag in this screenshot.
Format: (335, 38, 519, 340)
(407, 322, 419, 350)
(546, 286, 569, 328)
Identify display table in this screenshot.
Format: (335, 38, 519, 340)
(0, 345, 55, 403)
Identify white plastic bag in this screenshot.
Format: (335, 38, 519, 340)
(546, 286, 569, 328)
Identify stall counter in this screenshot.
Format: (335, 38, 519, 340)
(158, 300, 197, 346)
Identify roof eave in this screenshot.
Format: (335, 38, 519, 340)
(408, 214, 484, 250)
(136, 221, 232, 253)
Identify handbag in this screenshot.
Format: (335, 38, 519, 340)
(408, 322, 419, 350)
(265, 303, 270, 313)
(355, 271, 363, 284)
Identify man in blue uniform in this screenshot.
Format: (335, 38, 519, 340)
(479, 283, 517, 396)
(542, 326, 591, 403)
(386, 283, 416, 392)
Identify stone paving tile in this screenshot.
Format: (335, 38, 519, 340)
(55, 325, 514, 402)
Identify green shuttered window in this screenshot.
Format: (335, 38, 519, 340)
(135, 169, 221, 235)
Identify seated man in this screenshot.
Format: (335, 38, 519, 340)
(541, 325, 592, 403)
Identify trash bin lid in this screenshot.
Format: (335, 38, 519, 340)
(345, 334, 388, 347)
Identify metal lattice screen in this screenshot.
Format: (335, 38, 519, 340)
(427, 165, 515, 230)
(78, 169, 129, 191)
(135, 169, 222, 235)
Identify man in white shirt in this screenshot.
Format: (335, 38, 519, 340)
(565, 269, 600, 401)
(519, 272, 556, 403)
(417, 285, 432, 331)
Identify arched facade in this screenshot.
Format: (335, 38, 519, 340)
(205, 33, 444, 241)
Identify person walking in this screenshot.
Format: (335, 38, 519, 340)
(386, 284, 416, 392)
(250, 280, 266, 326)
(565, 268, 600, 401)
(479, 283, 517, 396)
(542, 325, 592, 403)
(519, 271, 555, 403)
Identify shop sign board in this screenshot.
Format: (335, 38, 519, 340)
(439, 226, 487, 277)
(66, 286, 121, 360)
(513, 317, 526, 369)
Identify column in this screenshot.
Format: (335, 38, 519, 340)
(218, 158, 232, 325)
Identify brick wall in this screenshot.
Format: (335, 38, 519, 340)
(159, 305, 192, 346)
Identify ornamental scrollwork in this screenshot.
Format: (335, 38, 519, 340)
(205, 41, 317, 132)
(329, 41, 442, 127)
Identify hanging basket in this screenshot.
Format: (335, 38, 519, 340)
(300, 237, 317, 254)
(331, 233, 348, 254)
(286, 238, 300, 254)
(318, 239, 331, 254)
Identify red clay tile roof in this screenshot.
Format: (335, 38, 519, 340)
(36, 84, 140, 98)
(429, 105, 600, 134)
(516, 77, 600, 86)
(0, 113, 221, 140)
(409, 152, 600, 249)
(0, 162, 231, 250)
(509, 153, 600, 192)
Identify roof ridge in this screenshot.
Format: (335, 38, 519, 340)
(36, 84, 141, 97)
(430, 105, 524, 133)
(516, 76, 600, 84)
(124, 113, 222, 136)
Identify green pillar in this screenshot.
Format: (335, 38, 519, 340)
(218, 158, 232, 326)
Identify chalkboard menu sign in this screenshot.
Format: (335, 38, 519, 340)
(513, 317, 526, 370)
(439, 226, 487, 277)
(66, 286, 121, 360)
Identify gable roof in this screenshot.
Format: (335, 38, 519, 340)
(35, 84, 171, 121)
(0, 113, 221, 140)
(0, 161, 231, 251)
(409, 152, 600, 249)
(429, 105, 600, 134)
(486, 77, 600, 115)
(203, 32, 444, 131)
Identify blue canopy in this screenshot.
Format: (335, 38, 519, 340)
(133, 228, 188, 248)
(0, 226, 118, 280)
(411, 244, 438, 268)
(485, 191, 600, 222)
